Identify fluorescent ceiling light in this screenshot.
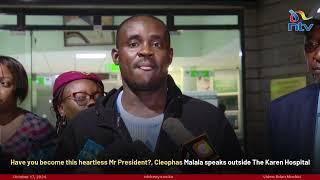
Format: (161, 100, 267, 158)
(76, 53, 106, 59)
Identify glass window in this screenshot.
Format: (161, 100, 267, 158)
(174, 15, 238, 25)
(26, 15, 64, 25)
(113, 16, 166, 25)
(169, 29, 243, 138)
(0, 14, 17, 25)
(0, 14, 243, 139)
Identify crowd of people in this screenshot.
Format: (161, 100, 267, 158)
(0, 15, 243, 174)
(1, 7, 320, 173)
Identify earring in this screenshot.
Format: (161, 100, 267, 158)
(56, 116, 67, 135)
(61, 116, 67, 126)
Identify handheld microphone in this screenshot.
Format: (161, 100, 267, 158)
(77, 139, 105, 160)
(162, 117, 219, 161)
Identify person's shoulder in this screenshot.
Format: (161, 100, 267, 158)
(71, 106, 99, 125)
(271, 84, 317, 106)
(182, 94, 220, 112)
(23, 112, 56, 141)
(24, 111, 54, 129)
(71, 93, 116, 126)
(182, 95, 226, 125)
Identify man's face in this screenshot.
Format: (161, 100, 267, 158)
(305, 25, 320, 80)
(112, 16, 173, 91)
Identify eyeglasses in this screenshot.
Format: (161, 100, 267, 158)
(305, 39, 320, 53)
(62, 91, 103, 106)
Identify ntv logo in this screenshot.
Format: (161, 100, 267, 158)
(288, 9, 313, 32)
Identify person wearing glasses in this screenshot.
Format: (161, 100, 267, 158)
(0, 56, 56, 172)
(22, 71, 104, 173)
(269, 5, 320, 172)
(52, 71, 104, 136)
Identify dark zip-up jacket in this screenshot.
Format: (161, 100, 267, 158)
(55, 76, 243, 172)
(269, 83, 319, 173)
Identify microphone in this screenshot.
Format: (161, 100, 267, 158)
(162, 117, 219, 161)
(77, 139, 105, 160)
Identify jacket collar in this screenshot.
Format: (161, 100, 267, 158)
(95, 75, 183, 126)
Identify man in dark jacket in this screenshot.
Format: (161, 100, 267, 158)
(55, 15, 243, 173)
(269, 6, 320, 173)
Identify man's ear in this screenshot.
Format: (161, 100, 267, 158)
(112, 48, 120, 65)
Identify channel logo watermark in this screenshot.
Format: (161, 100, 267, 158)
(288, 9, 313, 32)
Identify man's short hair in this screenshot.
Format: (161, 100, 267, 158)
(115, 15, 171, 48)
(0, 55, 28, 102)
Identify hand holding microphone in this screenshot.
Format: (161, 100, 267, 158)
(162, 117, 219, 161)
